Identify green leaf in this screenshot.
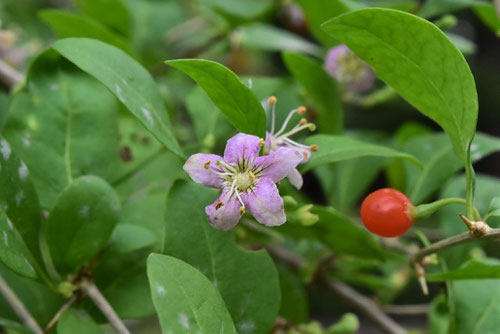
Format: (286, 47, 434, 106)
(147, 254, 237, 334)
(427, 258, 500, 281)
(282, 51, 343, 134)
(313, 207, 385, 260)
(450, 279, 500, 334)
(0, 138, 43, 273)
(4, 52, 120, 208)
(303, 134, 421, 172)
(235, 24, 321, 55)
(405, 132, 500, 204)
(277, 264, 308, 323)
(75, 0, 131, 37)
(51, 38, 184, 158)
(163, 181, 280, 334)
(203, 0, 275, 22)
(45, 175, 120, 275)
(322, 8, 478, 161)
(57, 309, 104, 334)
(418, 0, 479, 18)
(39, 10, 134, 57)
(474, 3, 500, 36)
(486, 197, 500, 220)
(429, 294, 450, 334)
(295, 0, 363, 46)
(166, 59, 266, 137)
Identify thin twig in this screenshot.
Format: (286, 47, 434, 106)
(265, 245, 407, 334)
(0, 58, 23, 89)
(79, 279, 130, 334)
(383, 304, 430, 315)
(0, 274, 43, 334)
(44, 294, 77, 333)
(411, 228, 500, 263)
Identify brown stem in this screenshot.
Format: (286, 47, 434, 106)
(383, 304, 430, 315)
(0, 58, 23, 89)
(44, 294, 77, 333)
(265, 245, 407, 334)
(411, 228, 500, 263)
(0, 274, 43, 334)
(79, 279, 130, 334)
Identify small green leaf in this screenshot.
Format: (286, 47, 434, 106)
(313, 207, 385, 260)
(0, 138, 43, 273)
(486, 197, 500, 220)
(147, 254, 237, 334)
(235, 24, 322, 55)
(45, 175, 120, 275)
(474, 3, 500, 36)
(427, 258, 500, 281)
(282, 51, 343, 134)
(166, 59, 266, 137)
(39, 10, 134, 56)
(450, 279, 500, 334)
(322, 8, 478, 161)
(51, 38, 184, 158)
(57, 309, 104, 334)
(303, 134, 421, 172)
(75, 0, 131, 36)
(204, 0, 275, 22)
(418, 0, 478, 18)
(163, 181, 280, 334)
(429, 294, 450, 334)
(277, 264, 308, 323)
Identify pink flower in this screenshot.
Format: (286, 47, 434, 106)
(184, 133, 304, 230)
(325, 45, 375, 93)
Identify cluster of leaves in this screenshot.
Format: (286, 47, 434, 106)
(0, 0, 500, 333)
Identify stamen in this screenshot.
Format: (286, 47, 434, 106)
(299, 118, 307, 125)
(282, 137, 311, 149)
(258, 138, 265, 146)
(215, 200, 224, 210)
(234, 189, 245, 208)
(239, 206, 245, 216)
(204, 160, 211, 169)
(274, 108, 298, 136)
(249, 171, 255, 182)
(278, 122, 316, 139)
(268, 96, 277, 134)
(310, 144, 319, 151)
(297, 106, 307, 115)
(216, 160, 236, 173)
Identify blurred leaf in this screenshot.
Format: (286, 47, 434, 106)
(322, 8, 478, 161)
(486, 197, 500, 220)
(75, 0, 131, 36)
(57, 309, 104, 334)
(303, 134, 421, 172)
(52, 38, 184, 158)
(405, 132, 500, 204)
(166, 59, 266, 137)
(0, 138, 43, 273)
(418, 0, 480, 18)
(235, 24, 321, 55)
(147, 254, 237, 334)
(326, 313, 359, 334)
(429, 294, 450, 334)
(39, 10, 134, 57)
(277, 264, 308, 323)
(282, 51, 343, 134)
(106, 224, 155, 254)
(45, 175, 120, 275)
(427, 258, 500, 281)
(296, 0, 363, 46)
(313, 207, 385, 260)
(446, 32, 477, 56)
(0, 92, 8, 129)
(163, 181, 280, 334)
(365, 0, 418, 12)
(4, 52, 120, 209)
(0, 318, 30, 334)
(450, 279, 500, 334)
(204, 0, 275, 23)
(474, 3, 500, 36)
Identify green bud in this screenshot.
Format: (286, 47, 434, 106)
(201, 133, 216, 152)
(58, 281, 76, 298)
(283, 196, 299, 208)
(326, 313, 359, 334)
(296, 204, 319, 226)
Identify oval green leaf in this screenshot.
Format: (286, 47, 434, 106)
(303, 134, 422, 172)
(147, 254, 237, 334)
(51, 38, 184, 158)
(45, 175, 120, 275)
(427, 258, 500, 281)
(322, 8, 478, 161)
(166, 59, 266, 137)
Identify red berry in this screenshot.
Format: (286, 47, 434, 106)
(360, 188, 415, 237)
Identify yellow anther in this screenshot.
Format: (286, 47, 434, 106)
(268, 96, 277, 105)
(258, 138, 265, 146)
(215, 200, 224, 210)
(299, 118, 307, 126)
(308, 124, 316, 132)
(239, 206, 245, 216)
(297, 106, 307, 114)
(249, 171, 255, 181)
(310, 144, 319, 151)
(204, 160, 211, 169)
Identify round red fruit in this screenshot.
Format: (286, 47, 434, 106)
(360, 188, 415, 237)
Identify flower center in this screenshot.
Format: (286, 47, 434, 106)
(234, 172, 253, 192)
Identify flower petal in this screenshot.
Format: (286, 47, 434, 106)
(255, 147, 303, 183)
(324, 45, 349, 77)
(241, 177, 285, 226)
(287, 168, 303, 189)
(183, 153, 225, 189)
(224, 133, 262, 164)
(205, 191, 242, 231)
